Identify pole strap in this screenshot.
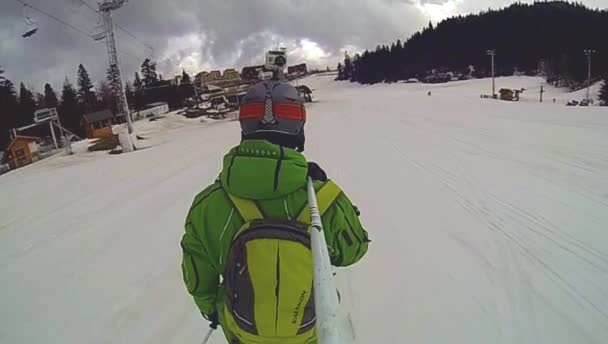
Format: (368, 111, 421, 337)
(227, 193, 263, 222)
(297, 180, 342, 224)
(226, 180, 342, 225)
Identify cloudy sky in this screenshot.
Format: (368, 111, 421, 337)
(1, 0, 607, 93)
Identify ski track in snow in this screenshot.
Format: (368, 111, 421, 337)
(1, 75, 607, 344)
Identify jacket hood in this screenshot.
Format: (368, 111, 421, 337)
(220, 140, 308, 200)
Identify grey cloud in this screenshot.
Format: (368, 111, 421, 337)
(187, 0, 421, 62)
(1, 0, 429, 90)
(4, 0, 605, 91)
(418, 0, 451, 4)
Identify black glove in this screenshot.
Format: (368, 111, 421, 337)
(307, 162, 328, 182)
(203, 312, 219, 330)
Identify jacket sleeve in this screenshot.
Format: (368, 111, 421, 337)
(323, 189, 370, 267)
(181, 212, 220, 316)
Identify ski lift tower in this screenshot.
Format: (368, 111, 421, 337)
(98, 0, 135, 151)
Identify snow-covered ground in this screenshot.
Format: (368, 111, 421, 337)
(1, 75, 607, 344)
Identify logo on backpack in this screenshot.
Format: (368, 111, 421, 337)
(292, 290, 308, 325)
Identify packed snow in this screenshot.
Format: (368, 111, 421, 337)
(1, 75, 607, 344)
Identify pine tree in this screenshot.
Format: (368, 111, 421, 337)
(181, 70, 191, 84)
(0, 65, 5, 86)
(97, 81, 118, 114)
(140, 58, 158, 87)
(178, 70, 194, 106)
(343, 54, 353, 80)
(106, 65, 122, 113)
(43, 83, 59, 109)
(350, 53, 361, 82)
(395, 39, 403, 51)
(1, 80, 19, 124)
(133, 72, 143, 90)
(132, 72, 145, 110)
(18, 83, 36, 126)
(59, 78, 82, 136)
(600, 77, 608, 106)
(0, 70, 19, 149)
(125, 82, 135, 111)
(35, 93, 45, 109)
(393, 39, 404, 80)
(336, 62, 344, 80)
(77, 64, 96, 112)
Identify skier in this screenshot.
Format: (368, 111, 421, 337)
(181, 80, 370, 344)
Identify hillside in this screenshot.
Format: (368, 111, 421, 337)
(347, 1, 608, 85)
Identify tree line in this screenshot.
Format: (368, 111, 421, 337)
(0, 59, 196, 151)
(336, 0, 608, 98)
(125, 59, 194, 114)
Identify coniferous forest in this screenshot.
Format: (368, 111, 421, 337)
(0, 59, 194, 152)
(337, 1, 608, 92)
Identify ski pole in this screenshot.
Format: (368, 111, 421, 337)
(200, 327, 215, 344)
(307, 177, 343, 344)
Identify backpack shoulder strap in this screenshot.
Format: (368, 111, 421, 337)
(226, 192, 263, 222)
(297, 180, 343, 224)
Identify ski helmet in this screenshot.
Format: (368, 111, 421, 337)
(239, 81, 306, 150)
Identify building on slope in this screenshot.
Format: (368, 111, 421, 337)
(288, 63, 308, 78)
(4, 135, 40, 169)
(82, 110, 126, 139)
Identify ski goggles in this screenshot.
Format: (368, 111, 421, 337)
(239, 102, 306, 121)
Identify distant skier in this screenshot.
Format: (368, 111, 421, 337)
(428, 91, 432, 96)
(181, 80, 370, 344)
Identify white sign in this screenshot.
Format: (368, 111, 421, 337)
(34, 108, 58, 123)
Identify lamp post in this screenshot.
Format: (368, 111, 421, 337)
(584, 49, 596, 103)
(486, 49, 496, 98)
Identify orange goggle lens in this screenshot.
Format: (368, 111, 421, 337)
(240, 103, 306, 121)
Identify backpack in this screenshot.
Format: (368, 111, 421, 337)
(223, 181, 342, 344)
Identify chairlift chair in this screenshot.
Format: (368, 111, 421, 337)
(22, 6, 39, 38)
(92, 32, 106, 41)
(92, 22, 106, 41)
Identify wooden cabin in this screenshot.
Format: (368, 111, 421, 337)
(499, 88, 523, 101)
(196, 71, 217, 84)
(5, 135, 40, 169)
(288, 63, 308, 77)
(222, 68, 240, 81)
(208, 71, 222, 81)
(82, 110, 125, 139)
(196, 69, 242, 86)
(499, 88, 515, 101)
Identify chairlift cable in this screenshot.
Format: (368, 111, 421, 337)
(115, 24, 154, 53)
(13, 0, 93, 37)
(13, 0, 146, 63)
(75, 0, 154, 54)
(77, 0, 98, 13)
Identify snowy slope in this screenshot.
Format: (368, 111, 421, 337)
(1, 75, 608, 344)
(562, 81, 604, 104)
